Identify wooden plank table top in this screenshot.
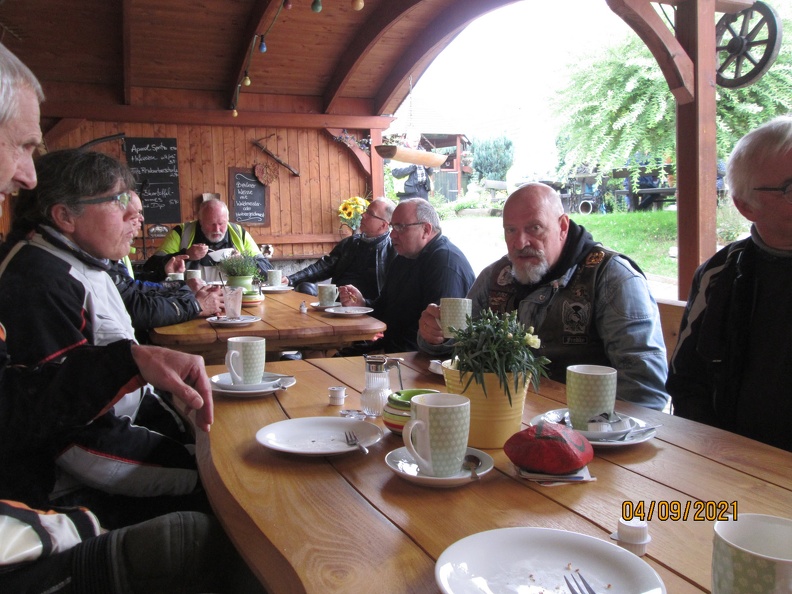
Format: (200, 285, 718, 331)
(197, 353, 792, 594)
(148, 289, 385, 362)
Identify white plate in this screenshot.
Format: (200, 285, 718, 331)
(325, 306, 374, 316)
(206, 315, 261, 326)
(385, 447, 494, 488)
(310, 301, 342, 311)
(260, 285, 294, 293)
(212, 375, 296, 397)
(255, 417, 383, 455)
(436, 527, 666, 594)
(530, 408, 657, 447)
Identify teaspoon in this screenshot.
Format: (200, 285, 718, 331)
(462, 454, 482, 480)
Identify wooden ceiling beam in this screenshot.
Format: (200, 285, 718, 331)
(40, 100, 394, 130)
(323, 0, 424, 114)
(373, 0, 519, 116)
(228, 0, 280, 111)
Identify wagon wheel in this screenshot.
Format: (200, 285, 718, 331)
(716, 1, 783, 89)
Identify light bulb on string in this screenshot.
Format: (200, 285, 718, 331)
(311, 0, 322, 12)
(283, 0, 292, 8)
(258, 37, 267, 53)
(242, 73, 251, 86)
(351, 0, 364, 10)
(232, 109, 238, 118)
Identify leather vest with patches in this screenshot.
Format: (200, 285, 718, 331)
(487, 249, 614, 379)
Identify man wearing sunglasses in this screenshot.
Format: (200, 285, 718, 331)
(283, 197, 397, 299)
(668, 115, 792, 452)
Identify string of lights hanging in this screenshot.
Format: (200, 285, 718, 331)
(231, 0, 366, 116)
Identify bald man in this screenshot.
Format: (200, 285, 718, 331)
(144, 198, 271, 282)
(418, 182, 669, 410)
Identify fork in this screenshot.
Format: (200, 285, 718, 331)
(344, 431, 368, 454)
(564, 572, 597, 594)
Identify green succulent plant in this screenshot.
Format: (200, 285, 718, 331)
(449, 308, 550, 405)
(217, 254, 259, 277)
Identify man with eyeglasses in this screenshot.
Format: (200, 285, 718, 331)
(339, 198, 474, 353)
(667, 115, 792, 452)
(418, 182, 669, 410)
(282, 197, 397, 299)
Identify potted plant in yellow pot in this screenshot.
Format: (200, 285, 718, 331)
(217, 254, 259, 292)
(442, 309, 550, 448)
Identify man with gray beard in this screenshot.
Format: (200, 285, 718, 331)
(418, 182, 669, 410)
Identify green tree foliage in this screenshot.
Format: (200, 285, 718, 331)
(554, 12, 792, 182)
(471, 136, 514, 181)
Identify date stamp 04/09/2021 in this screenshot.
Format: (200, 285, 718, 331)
(622, 500, 738, 522)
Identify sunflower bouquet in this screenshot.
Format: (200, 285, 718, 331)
(337, 196, 369, 232)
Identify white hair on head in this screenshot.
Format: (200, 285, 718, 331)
(0, 42, 44, 127)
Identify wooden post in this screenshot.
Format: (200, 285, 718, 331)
(675, 0, 719, 300)
(370, 129, 384, 199)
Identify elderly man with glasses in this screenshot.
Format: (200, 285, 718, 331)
(283, 197, 397, 300)
(339, 197, 474, 353)
(667, 115, 792, 452)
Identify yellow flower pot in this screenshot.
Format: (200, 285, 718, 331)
(441, 360, 529, 449)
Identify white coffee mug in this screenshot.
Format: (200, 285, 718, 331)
(267, 270, 282, 286)
(317, 283, 339, 306)
(225, 336, 266, 385)
(184, 269, 202, 281)
(403, 393, 470, 478)
(166, 272, 184, 281)
(440, 298, 472, 339)
(566, 364, 617, 430)
(712, 513, 792, 594)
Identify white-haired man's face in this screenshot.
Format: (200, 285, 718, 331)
(199, 203, 229, 243)
(0, 87, 41, 215)
(502, 189, 569, 285)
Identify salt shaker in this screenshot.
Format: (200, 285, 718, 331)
(360, 355, 402, 417)
(299, 300, 307, 314)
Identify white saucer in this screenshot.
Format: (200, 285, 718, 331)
(385, 447, 494, 487)
(211, 374, 296, 397)
(325, 306, 374, 316)
(428, 360, 444, 375)
(256, 417, 382, 455)
(206, 315, 261, 326)
(310, 301, 342, 311)
(530, 408, 657, 447)
(260, 285, 294, 293)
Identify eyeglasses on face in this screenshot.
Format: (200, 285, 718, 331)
(77, 192, 132, 210)
(754, 181, 792, 203)
(362, 211, 388, 224)
(389, 222, 424, 232)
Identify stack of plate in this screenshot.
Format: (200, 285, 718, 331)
(382, 388, 439, 435)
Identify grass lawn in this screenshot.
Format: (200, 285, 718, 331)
(440, 210, 679, 279)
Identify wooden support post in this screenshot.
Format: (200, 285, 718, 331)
(675, 0, 719, 300)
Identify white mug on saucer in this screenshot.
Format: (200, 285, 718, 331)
(403, 393, 470, 478)
(225, 336, 267, 385)
(317, 283, 339, 307)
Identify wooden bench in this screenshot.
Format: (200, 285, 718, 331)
(656, 297, 686, 363)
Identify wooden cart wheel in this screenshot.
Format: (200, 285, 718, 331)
(716, 0, 783, 89)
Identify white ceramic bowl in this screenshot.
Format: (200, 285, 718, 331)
(208, 248, 236, 262)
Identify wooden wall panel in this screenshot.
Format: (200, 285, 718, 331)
(33, 120, 363, 261)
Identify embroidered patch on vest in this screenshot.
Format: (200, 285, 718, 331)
(585, 251, 605, 267)
(496, 266, 514, 286)
(562, 301, 590, 335)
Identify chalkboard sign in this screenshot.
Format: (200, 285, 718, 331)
(124, 137, 181, 224)
(229, 168, 269, 225)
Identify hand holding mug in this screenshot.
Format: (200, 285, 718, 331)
(418, 304, 445, 345)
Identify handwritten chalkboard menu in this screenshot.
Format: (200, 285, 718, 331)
(229, 168, 269, 225)
(124, 138, 181, 224)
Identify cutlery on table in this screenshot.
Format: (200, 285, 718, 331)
(462, 454, 482, 480)
(564, 572, 597, 594)
(344, 431, 368, 454)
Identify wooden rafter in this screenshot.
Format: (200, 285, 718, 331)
(373, 0, 520, 116)
(323, 0, 424, 114)
(227, 0, 279, 110)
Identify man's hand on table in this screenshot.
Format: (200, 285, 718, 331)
(131, 345, 214, 432)
(419, 303, 446, 345)
(194, 285, 224, 317)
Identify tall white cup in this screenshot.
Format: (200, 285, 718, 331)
(184, 269, 202, 281)
(317, 283, 339, 306)
(403, 393, 470, 477)
(225, 336, 267, 385)
(440, 298, 472, 339)
(566, 364, 617, 430)
(712, 513, 792, 594)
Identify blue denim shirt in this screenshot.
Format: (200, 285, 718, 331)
(419, 254, 670, 410)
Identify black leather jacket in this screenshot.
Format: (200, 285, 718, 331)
(287, 232, 395, 300)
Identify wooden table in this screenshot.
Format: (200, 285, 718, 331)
(148, 289, 385, 362)
(198, 353, 792, 594)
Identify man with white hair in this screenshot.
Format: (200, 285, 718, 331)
(668, 115, 792, 452)
(418, 182, 669, 410)
(144, 197, 271, 281)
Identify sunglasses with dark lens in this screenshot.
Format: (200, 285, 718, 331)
(77, 192, 132, 210)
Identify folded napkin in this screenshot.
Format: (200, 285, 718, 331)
(517, 465, 596, 487)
